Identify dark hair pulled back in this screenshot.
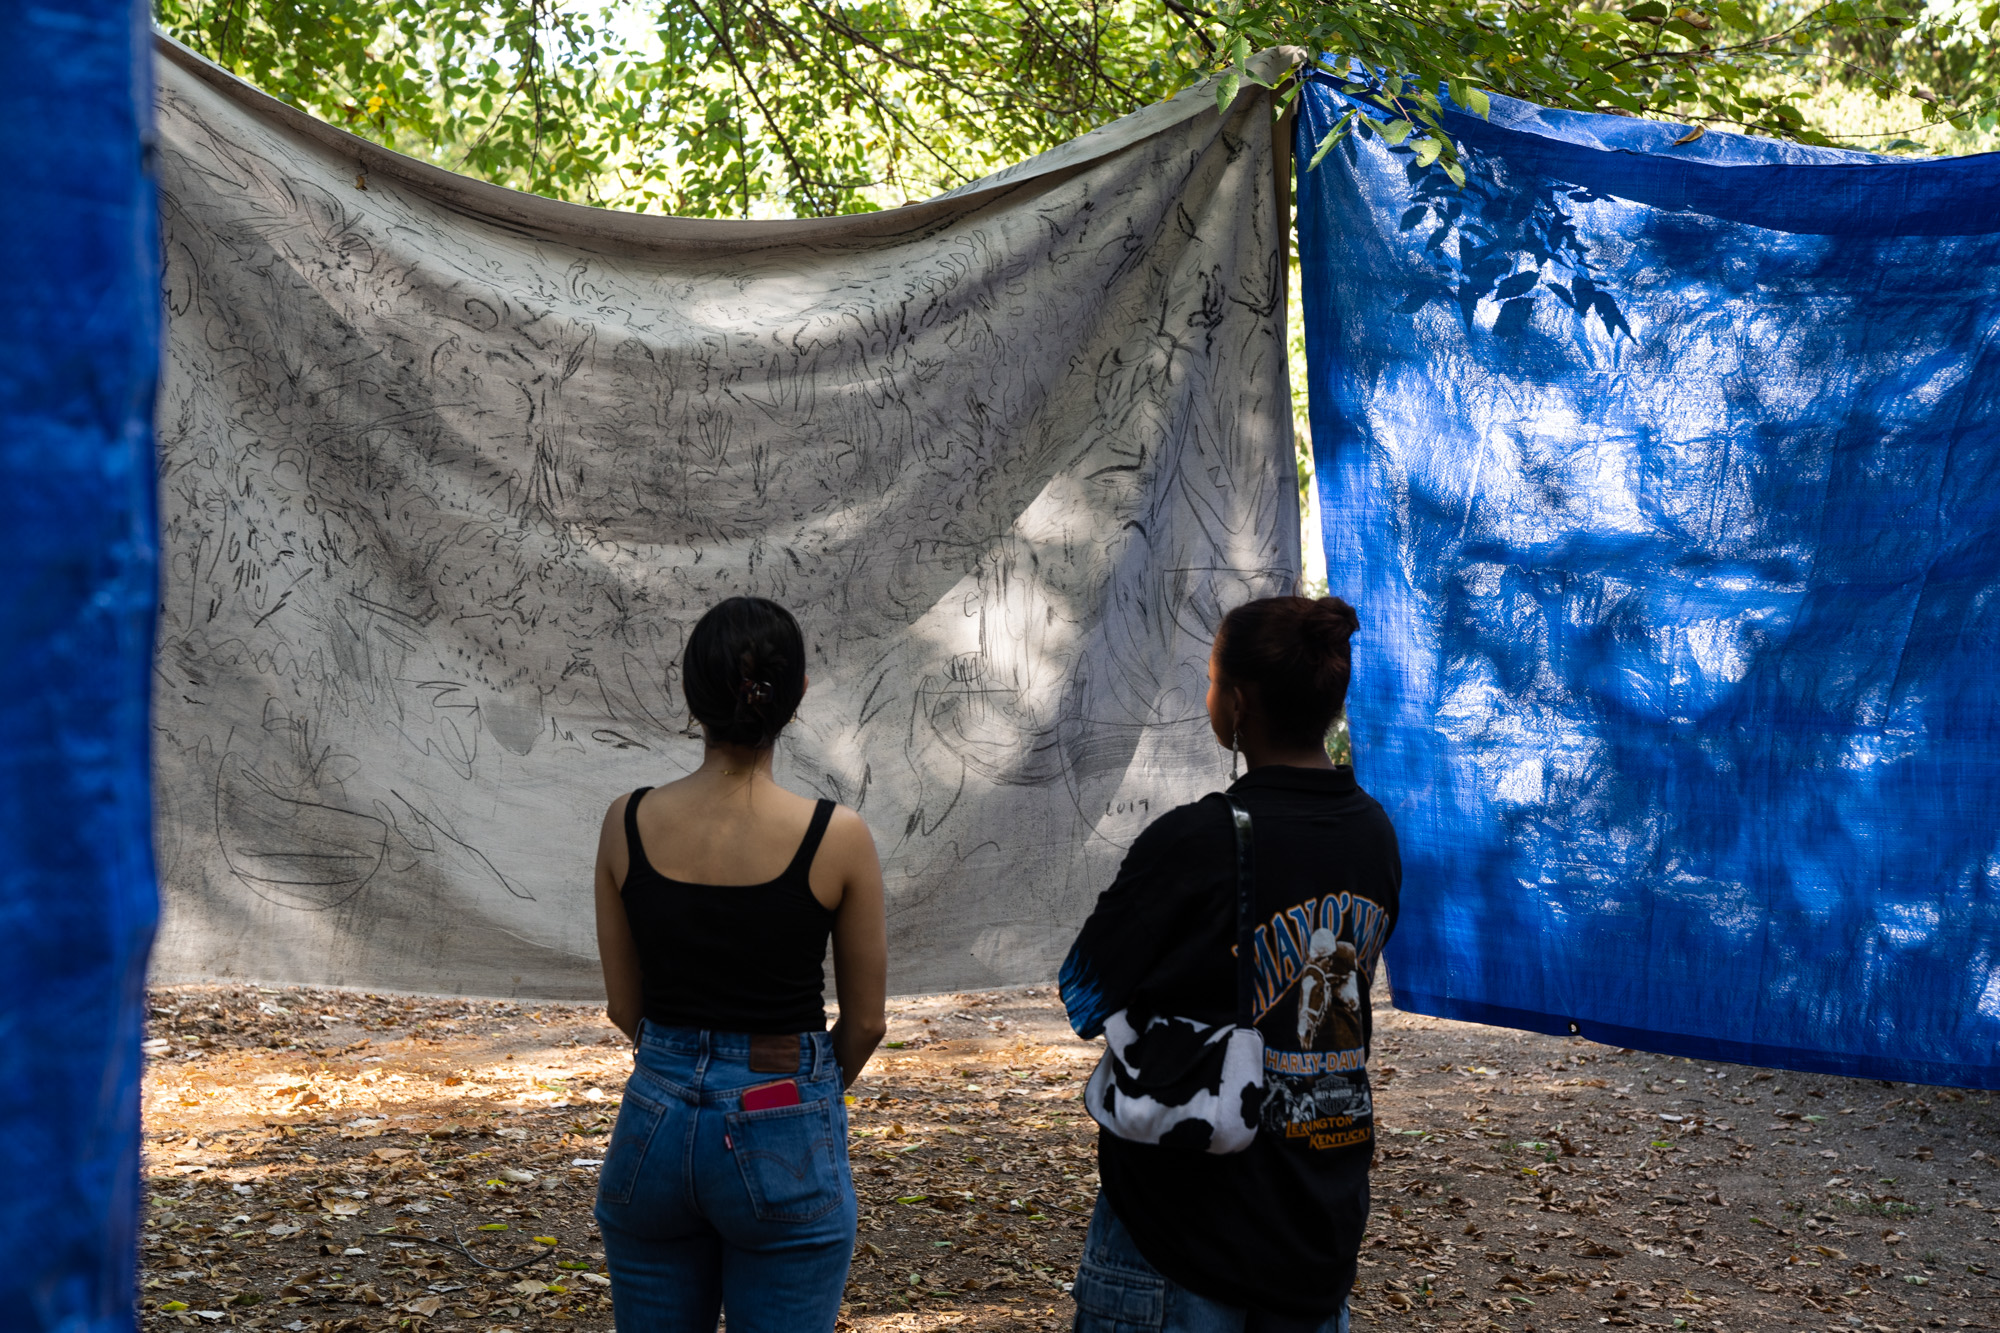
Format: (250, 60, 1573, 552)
(1216, 595, 1360, 751)
(682, 597, 806, 749)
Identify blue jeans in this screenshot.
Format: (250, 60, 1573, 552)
(1072, 1195, 1350, 1333)
(594, 1024, 855, 1332)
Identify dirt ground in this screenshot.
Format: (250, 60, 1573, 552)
(139, 980, 2000, 1333)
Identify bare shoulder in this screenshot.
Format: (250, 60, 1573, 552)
(600, 789, 636, 835)
(820, 803, 879, 865)
(596, 791, 635, 879)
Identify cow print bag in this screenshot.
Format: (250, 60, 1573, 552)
(1082, 797, 1265, 1155)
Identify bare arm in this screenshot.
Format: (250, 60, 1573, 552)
(595, 795, 645, 1043)
(824, 806, 887, 1088)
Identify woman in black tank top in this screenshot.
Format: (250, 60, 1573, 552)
(592, 597, 886, 1333)
(617, 790, 839, 1033)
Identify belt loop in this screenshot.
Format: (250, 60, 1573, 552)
(812, 1032, 825, 1081)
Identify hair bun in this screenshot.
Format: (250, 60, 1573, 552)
(1215, 593, 1359, 751)
(683, 597, 806, 749)
(1304, 595, 1360, 645)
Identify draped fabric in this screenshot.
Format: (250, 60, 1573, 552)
(149, 39, 1297, 999)
(1, 5, 159, 1327)
(1298, 75, 2000, 1087)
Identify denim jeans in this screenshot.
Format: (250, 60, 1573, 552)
(594, 1023, 855, 1332)
(1071, 1195, 1350, 1333)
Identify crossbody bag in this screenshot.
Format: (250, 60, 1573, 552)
(1081, 795, 1266, 1155)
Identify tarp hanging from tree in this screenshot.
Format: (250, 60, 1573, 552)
(150, 38, 1297, 999)
(3, 5, 159, 1324)
(1298, 74, 2000, 1087)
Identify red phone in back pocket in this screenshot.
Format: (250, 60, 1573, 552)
(741, 1079, 801, 1112)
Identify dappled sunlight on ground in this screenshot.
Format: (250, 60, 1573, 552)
(139, 982, 1998, 1332)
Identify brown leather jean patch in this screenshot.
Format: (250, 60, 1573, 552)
(748, 1033, 800, 1073)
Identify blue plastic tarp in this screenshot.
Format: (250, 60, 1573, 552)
(0, 3, 159, 1327)
(1297, 75, 2000, 1088)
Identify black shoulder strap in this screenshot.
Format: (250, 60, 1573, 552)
(788, 798, 837, 879)
(623, 787, 656, 882)
(1225, 795, 1256, 1028)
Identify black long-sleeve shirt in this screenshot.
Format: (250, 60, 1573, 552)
(1059, 764, 1401, 1318)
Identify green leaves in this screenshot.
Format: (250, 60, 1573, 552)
(1308, 107, 1358, 167)
(1447, 79, 1490, 117)
(157, 0, 1183, 219)
(157, 0, 1995, 219)
(1255, 0, 1982, 178)
(1217, 31, 1253, 111)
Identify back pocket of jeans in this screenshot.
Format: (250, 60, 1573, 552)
(596, 1083, 667, 1207)
(724, 1098, 842, 1224)
(1071, 1259, 1165, 1331)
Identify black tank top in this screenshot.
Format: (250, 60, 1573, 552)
(620, 787, 839, 1034)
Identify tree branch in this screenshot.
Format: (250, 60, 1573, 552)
(1163, 0, 1219, 59)
(688, 0, 832, 215)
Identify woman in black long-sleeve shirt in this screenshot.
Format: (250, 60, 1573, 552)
(1060, 594, 1400, 1333)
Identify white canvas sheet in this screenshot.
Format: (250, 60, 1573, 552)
(149, 37, 1299, 998)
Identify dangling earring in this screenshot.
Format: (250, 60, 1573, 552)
(1230, 728, 1241, 780)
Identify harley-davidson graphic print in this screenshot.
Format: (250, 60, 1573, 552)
(1251, 887, 1393, 1151)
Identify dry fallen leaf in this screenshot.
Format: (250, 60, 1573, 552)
(372, 1147, 413, 1161)
(405, 1295, 444, 1316)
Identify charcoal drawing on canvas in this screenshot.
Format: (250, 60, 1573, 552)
(149, 38, 1298, 997)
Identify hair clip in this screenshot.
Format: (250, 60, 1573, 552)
(739, 679, 773, 707)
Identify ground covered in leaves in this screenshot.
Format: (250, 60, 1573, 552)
(140, 982, 2000, 1332)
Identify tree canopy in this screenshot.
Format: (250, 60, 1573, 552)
(158, 0, 1998, 217)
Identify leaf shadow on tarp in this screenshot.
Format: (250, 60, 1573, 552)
(1298, 66, 2000, 1086)
(1387, 148, 1631, 344)
(1372, 212, 2000, 1071)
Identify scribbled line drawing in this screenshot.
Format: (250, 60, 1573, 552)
(1165, 566, 1300, 643)
(215, 752, 387, 912)
(147, 37, 1298, 995)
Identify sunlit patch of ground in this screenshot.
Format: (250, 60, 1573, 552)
(139, 982, 1999, 1332)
